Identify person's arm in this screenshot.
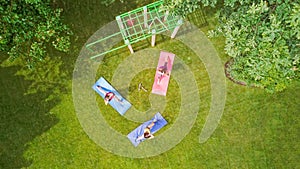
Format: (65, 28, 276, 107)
(96, 86, 107, 95)
(96, 86, 109, 105)
(136, 135, 144, 141)
(148, 134, 154, 139)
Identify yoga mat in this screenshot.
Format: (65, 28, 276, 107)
(152, 51, 175, 96)
(92, 77, 131, 115)
(127, 112, 168, 147)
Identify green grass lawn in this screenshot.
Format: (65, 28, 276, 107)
(1, 0, 299, 168)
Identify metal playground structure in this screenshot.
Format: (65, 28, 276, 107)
(86, 0, 183, 59)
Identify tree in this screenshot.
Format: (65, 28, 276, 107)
(210, 1, 300, 93)
(100, 0, 124, 6)
(161, 0, 217, 18)
(0, 0, 72, 68)
(163, 0, 300, 93)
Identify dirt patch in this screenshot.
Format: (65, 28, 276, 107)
(224, 58, 247, 86)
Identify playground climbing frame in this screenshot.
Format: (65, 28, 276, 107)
(86, 0, 183, 59)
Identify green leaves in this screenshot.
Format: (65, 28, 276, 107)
(162, 0, 217, 18)
(163, 0, 299, 92)
(100, 0, 125, 6)
(52, 36, 71, 53)
(211, 0, 300, 93)
(0, 0, 72, 68)
(24, 0, 42, 4)
(29, 42, 46, 62)
(287, 3, 300, 39)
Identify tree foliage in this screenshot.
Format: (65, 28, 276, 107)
(210, 1, 300, 93)
(163, 0, 300, 93)
(100, 0, 124, 6)
(162, 0, 217, 18)
(0, 0, 72, 68)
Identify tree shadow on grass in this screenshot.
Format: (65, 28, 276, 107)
(0, 56, 59, 169)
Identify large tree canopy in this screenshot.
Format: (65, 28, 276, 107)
(0, 0, 72, 68)
(163, 0, 300, 93)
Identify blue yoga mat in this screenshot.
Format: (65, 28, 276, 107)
(127, 112, 168, 147)
(92, 77, 131, 115)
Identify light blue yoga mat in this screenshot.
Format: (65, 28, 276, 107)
(92, 77, 131, 115)
(127, 112, 168, 147)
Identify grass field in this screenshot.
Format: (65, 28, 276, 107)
(0, 0, 299, 168)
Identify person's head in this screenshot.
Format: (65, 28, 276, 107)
(104, 95, 110, 105)
(144, 131, 151, 138)
(104, 99, 109, 105)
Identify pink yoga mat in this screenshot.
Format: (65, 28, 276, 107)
(151, 51, 175, 96)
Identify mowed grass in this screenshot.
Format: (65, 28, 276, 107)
(0, 0, 299, 168)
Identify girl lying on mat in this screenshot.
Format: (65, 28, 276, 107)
(96, 85, 123, 105)
(136, 119, 157, 141)
(157, 56, 170, 84)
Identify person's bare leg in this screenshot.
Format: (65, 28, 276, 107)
(148, 121, 155, 129)
(157, 74, 162, 84)
(114, 96, 123, 103)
